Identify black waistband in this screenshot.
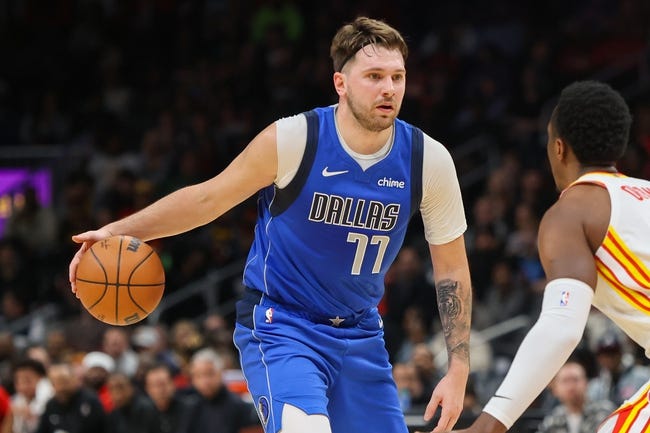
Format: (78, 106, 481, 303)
(236, 287, 366, 328)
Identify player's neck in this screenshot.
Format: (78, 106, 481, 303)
(578, 164, 618, 176)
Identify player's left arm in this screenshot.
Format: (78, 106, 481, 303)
(424, 235, 472, 432)
(430, 237, 472, 367)
(417, 136, 472, 432)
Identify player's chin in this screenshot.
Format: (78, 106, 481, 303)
(371, 115, 396, 131)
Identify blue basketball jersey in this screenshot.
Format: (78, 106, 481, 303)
(243, 106, 422, 322)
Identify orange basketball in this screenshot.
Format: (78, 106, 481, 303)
(76, 235, 165, 326)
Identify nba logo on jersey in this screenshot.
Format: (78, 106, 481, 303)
(265, 308, 274, 323)
(560, 291, 570, 306)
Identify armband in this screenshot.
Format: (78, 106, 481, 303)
(483, 278, 593, 428)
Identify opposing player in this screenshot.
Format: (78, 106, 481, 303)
(447, 81, 648, 433)
(69, 17, 472, 433)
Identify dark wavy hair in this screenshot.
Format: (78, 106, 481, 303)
(551, 80, 632, 165)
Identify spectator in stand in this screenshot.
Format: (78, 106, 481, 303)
(395, 306, 434, 364)
(201, 313, 239, 370)
(35, 363, 106, 433)
(106, 372, 158, 433)
(144, 363, 191, 433)
(81, 350, 115, 413)
(587, 332, 650, 407)
(504, 202, 546, 304)
(11, 358, 53, 433)
(4, 186, 59, 256)
(177, 348, 261, 433)
(0, 332, 16, 388)
(102, 328, 139, 378)
(168, 320, 204, 385)
(24, 345, 52, 371)
(536, 360, 615, 433)
(43, 329, 73, 364)
(131, 325, 169, 364)
(410, 343, 440, 406)
(392, 362, 427, 413)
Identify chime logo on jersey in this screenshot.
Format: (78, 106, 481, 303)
(308, 193, 400, 231)
(560, 290, 570, 306)
(377, 177, 405, 189)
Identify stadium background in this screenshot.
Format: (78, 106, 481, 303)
(0, 1, 649, 432)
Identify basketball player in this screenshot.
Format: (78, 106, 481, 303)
(69, 17, 473, 433)
(446, 81, 649, 433)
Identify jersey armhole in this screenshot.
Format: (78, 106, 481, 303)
(270, 110, 319, 216)
(410, 127, 424, 217)
(561, 180, 607, 198)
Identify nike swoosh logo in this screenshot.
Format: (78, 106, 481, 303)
(493, 394, 512, 400)
(322, 167, 349, 177)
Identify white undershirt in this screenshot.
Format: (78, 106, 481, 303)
(275, 110, 467, 245)
(333, 113, 393, 171)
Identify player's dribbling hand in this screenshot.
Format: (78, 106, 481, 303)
(69, 228, 114, 296)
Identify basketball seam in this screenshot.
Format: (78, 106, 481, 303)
(86, 248, 110, 310)
(115, 236, 123, 324)
(126, 250, 158, 315)
(76, 279, 164, 286)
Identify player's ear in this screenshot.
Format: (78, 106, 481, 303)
(333, 72, 346, 96)
(554, 136, 568, 162)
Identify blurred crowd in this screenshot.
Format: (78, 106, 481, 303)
(1, 0, 650, 432)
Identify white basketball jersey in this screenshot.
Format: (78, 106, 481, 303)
(572, 172, 650, 357)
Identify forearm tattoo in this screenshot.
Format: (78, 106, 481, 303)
(436, 279, 470, 363)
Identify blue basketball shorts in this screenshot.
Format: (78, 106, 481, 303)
(233, 290, 409, 433)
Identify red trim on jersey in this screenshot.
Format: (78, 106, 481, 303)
(605, 232, 650, 287)
(596, 257, 650, 313)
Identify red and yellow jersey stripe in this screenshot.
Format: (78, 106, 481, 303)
(598, 380, 650, 433)
(596, 227, 650, 314)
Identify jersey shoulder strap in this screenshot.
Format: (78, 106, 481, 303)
(410, 126, 424, 217)
(270, 110, 319, 216)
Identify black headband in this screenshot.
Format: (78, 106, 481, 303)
(337, 44, 370, 72)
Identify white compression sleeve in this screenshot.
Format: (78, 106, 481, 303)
(483, 278, 594, 429)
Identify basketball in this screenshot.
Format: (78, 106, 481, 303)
(76, 235, 165, 326)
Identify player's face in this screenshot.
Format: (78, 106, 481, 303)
(341, 45, 406, 132)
